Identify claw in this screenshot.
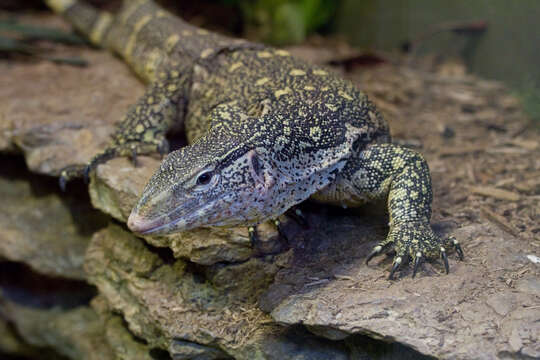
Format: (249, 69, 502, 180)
(131, 147, 138, 167)
(83, 165, 91, 184)
(441, 247, 449, 274)
(452, 238, 464, 260)
(59, 174, 67, 192)
(157, 139, 170, 158)
(274, 219, 288, 242)
(388, 256, 402, 280)
(288, 208, 308, 228)
(248, 226, 258, 248)
(366, 245, 383, 265)
(412, 252, 422, 278)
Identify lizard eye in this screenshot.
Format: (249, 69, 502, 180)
(196, 171, 213, 185)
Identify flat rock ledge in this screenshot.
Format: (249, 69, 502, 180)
(0, 158, 107, 280)
(89, 156, 283, 265)
(1, 14, 539, 360)
(84, 223, 350, 360)
(268, 222, 540, 359)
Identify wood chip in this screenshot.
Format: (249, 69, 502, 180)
(481, 207, 518, 236)
(439, 144, 486, 156)
(305, 279, 330, 287)
(514, 178, 540, 193)
(494, 177, 516, 187)
(466, 163, 477, 183)
(334, 274, 354, 281)
(470, 186, 521, 201)
(486, 147, 529, 155)
(508, 138, 538, 151)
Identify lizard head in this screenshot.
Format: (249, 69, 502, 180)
(127, 123, 280, 236)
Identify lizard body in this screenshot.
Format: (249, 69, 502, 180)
(46, 0, 462, 278)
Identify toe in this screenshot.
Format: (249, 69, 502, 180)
(440, 247, 450, 274)
(273, 219, 288, 242)
(59, 173, 68, 192)
(366, 245, 383, 264)
(412, 252, 422, 278)
(388, 256, 403, 280)
(248, 226, 258, 248)
(452, 238, 465, 260)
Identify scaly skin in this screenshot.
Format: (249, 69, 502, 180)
(46, 0, 463, 279)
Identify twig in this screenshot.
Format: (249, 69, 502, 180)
(481, 207, 519, 237)
(470, 186, 521, 201)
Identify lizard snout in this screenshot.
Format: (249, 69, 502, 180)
(127, 211, 160, 235)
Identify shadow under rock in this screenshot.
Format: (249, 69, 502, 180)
(0, 261, 97, 309)
(0, 154, 109, 237)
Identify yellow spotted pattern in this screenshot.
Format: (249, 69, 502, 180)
(47, 0, 444, 269)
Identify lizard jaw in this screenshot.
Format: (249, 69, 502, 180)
(127, 212, 169, 235)
(127, 207, 207, 235)
(127, 195, 232, 235)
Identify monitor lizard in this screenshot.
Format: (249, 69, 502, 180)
(46, 0, 463, 279)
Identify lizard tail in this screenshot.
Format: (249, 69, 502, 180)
(44, 0, 115, 47)
(45, 0, 242, 83)
(44, 0, 183, 82)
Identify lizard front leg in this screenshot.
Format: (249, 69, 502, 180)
(315, 143, 463, 279)
(59, 70, 187, 190)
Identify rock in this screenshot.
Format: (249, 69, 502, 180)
(0, 317, 51, 359)
(0, 292, 114, 360)
(89, 157, 288, 264)
(267, 222, 540, 359)
(204, 257, 280, 304)
(169, 339, 227, 360)
(102, 315, 156, 360)
(0, 157, 108, 280)
(0, 262, 160, 360)
(90, 296, 158, 360)
(0, 39, 144, 175)
(515, 277, 540, 296)
(84, 224, 350, 360)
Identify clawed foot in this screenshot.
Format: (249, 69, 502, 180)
(58, 147, 118, 191)
(365, 221, 464, 280)
(248, 220, 289, 255)
(58, 164, 87, 191)
(248, 208, 309, 254)
(58, 139, 169, 191)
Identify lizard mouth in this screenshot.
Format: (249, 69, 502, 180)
(127, 212, 172, 235)
(127, 196, 229, 235)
